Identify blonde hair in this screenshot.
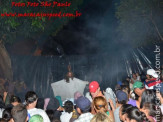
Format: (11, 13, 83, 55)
(91, 112, 113, 122)
(93, 96, 108, 113)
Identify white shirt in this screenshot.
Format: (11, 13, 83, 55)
(74, 112, 93, 122)
(28, 108, 50, 122)
(0, 108, 4, 118)
(60, 111, 73, 122)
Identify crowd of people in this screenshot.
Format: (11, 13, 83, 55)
(0, 68, 163, 122)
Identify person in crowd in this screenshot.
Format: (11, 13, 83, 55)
(0, 95, 5, 118)
(29, 114, 43, 122)
(46, 97, 62, 120)
(145, 69, 161, 89)
(74, 96, 93, 122)
(128, 81, 145, 108)
(119, 104, 133, 121)
(11, 104, 28, 122)
(121, 85, 130, 99)
(93, 96, 114, 122)
(115, 81, 122, 91)
(131, 73, 138, 84)
(25, 91, 50, 122)
(2, 108, 12, 122)
(74, 91, 83, 104)
(89, 81, 104, 99)
(111, 90, 128, 122)
(36, 98, 44, 110)
(91, 112, 113, 122)
(46, 109, 60, 122)
(141, 102, 162, 122)
(10, 96, 21, 107)
(140, 89, 156, 109)
(60, 100, 73, 122)
(136, 73, 141, 81)
(126, 106, 149, 122)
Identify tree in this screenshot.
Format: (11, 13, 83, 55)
(0, 0, 83, 80)
(115, 0, 163, 47)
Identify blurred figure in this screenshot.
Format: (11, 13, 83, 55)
(25, 91, 50, 122)
(93, 96, 114, 122)
(11, 104, 28, 122)
(145, 69, 161, 89)
(91, 112, 113, 122)
(60, 101, 73, 122)
(2, 108, 12, 122)
(74, 96, 93, 122)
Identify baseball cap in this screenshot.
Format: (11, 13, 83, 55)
(116, 90, 128, 101)
(76, 96, 91, 111)
(89, 81, 99, 93)
(133, 81, 144, 89)
(147, 69, 158, 78)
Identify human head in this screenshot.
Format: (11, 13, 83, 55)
(46, 98, 60, 111)
(140, 89, 156, 109)
(2, 108, 12, 121)
(133, 81, 145, 97)
(29, 114, 43, 122)
(74, 91, 83, 102)
(119, 104, 133, 121)
(11, 104, 28, 122)
(126, 106, 149, 122)
(121, 85, 130, 97)
(132, 73, 137, 79)
(76, 96, 91, 114)
(91, 112, 113, 122)
(25, 91, 38, 108)
(146, 69, 158, 80)
(63, 100, 73, 113)
(89, 81, 100, 98)
(93, 96, 108, 113)
(116, 90, 128, 105)
(10, 96, 21, 107)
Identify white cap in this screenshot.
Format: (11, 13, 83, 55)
(147, 69, 158, 78)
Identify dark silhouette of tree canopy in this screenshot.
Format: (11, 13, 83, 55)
(115, 0, 163, 46)
(0, 0, 83, 80)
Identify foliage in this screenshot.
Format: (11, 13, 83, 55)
(115, 0, 163, 47)
(0, 0, 83, 44)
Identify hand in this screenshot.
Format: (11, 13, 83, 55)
(108, 99, 113, 105)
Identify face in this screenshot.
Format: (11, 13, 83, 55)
(90, 88, 100, 98)
(119, 107, 128, 122)
(146, 74, 151, 80)
(133, 74, 137, 79)
(67, 72, 73, 78)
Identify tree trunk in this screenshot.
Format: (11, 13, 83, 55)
(0, 40, 13, 81)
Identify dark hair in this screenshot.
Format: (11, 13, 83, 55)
(2, 108, 12, 121)
(11, 104, 27, 122)
(80, 106, 91, 113)
(117, 100, 127, 105)
(10, 96, 21, 103)
(0, 95, 5, 108)
(46, 109, 54, 122)
(140, 89, 156, 108)
(121, 85, 130, 95)
(25, 91, 38, 105)
(47, 98, 60, 111)
(126, 107, 149, 121)
(36, 98, 44, 109)
(64, 101, 73, 113)
(121, 104, 133, 115)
